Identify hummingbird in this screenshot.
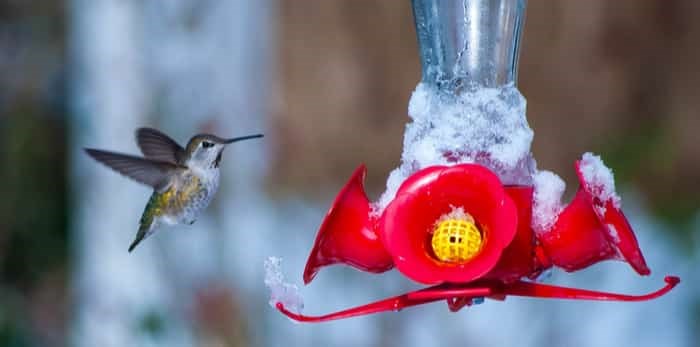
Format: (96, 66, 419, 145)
(84, 127, 263, 252)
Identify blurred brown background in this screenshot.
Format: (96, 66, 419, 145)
(0, 0, 699, 346)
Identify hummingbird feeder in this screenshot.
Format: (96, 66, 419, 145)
(274, 0, 679, 322)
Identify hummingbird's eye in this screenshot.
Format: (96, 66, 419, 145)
(201, 141, 214, 148)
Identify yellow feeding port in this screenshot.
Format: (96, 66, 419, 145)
(431, 213, 483, 264)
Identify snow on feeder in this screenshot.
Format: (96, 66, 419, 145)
(271, 0, 679, 322)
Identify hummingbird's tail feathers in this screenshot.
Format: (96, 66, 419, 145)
(128, 235, 143, 253)
(128, 223, 152, 253)
(84, 148, 181, 192)
(135, 128, 185, 164)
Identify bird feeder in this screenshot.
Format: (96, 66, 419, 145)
(275, 0, 679, 322)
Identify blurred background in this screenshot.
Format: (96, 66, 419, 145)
(1, 0, 699, 346)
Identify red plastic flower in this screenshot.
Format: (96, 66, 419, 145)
(380, 164, 518, 284)
(278, 158, 679, 323)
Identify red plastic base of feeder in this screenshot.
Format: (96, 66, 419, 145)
(279, 157, 680, 323)
(277, 276, 680, 323)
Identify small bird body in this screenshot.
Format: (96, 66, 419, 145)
(135, 168, 217, 251)
(85, 128, 263, 252)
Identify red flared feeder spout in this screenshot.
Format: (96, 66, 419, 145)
(536, 160, 650, 275)
(303, 165, 393, 284)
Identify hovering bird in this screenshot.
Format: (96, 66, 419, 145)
(85, 128, 263, 252)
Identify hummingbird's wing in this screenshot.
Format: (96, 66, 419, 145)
(85, 148, 181, 192)
(135, 128, 185, 164)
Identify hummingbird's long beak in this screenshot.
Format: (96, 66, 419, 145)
(223, 134, 264, 144)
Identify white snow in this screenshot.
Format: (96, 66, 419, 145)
(607, 223, 621, 244)
(374, 168, 410, 215)
(579, 152, 621, 209)
(530, 154, 621, 234)
(436, 206, 475, 225)
(376, 82, 535, 211)
(531, 170, 566, 234)
(264, 256, 304, 314)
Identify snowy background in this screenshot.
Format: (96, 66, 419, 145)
(1, 1, 699, 346)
